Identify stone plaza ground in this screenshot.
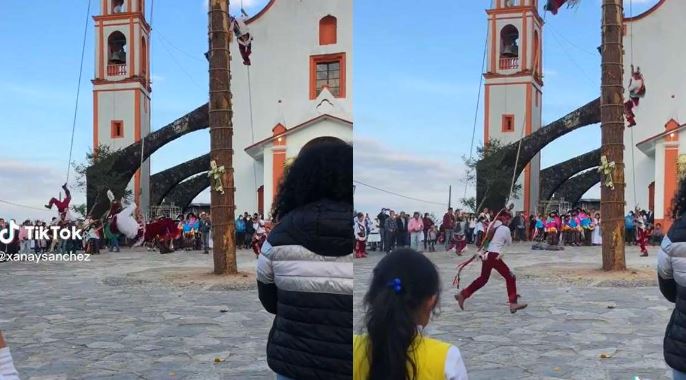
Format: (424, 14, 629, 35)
(0, 243, 674, 379)
(0, 248, 274, 380)
(354, 243, 673, 380)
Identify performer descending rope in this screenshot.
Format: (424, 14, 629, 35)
(624, 65, 646, 127)
(230, 11, 253, 66)
(45, 183, 73, 221)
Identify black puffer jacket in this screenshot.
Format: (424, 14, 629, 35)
(657, 215, 686, 373)
(256, 200, 353, 380)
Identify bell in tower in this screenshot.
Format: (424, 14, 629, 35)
(108, 31, 127, 64)
(500, 25, 520, 58)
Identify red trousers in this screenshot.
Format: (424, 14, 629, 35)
(637, 228, 648, 254)
(462, 252, 518, 304)
(238, 38, 252, 65)
(355, 240, 367, 257)
(252, 234, 266, 256)
(47, 194, 71, 213)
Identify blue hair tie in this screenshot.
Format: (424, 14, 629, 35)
(387, 278, 403, 294)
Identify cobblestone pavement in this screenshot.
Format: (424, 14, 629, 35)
(0, 248, 274, 380)
(354, 243, 674, 380)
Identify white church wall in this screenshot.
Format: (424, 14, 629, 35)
(285, 122, 352, 158)
(230, 0, 352, 214)
(488, 84, 528, 145)
(623, 0, 686, 213)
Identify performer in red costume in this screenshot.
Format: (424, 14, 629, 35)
(45, 183, 71, 219)
(455, 209, 528, 314)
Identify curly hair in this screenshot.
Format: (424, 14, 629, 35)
(672, 178, 686, 219)
(271, 138, 352, 221)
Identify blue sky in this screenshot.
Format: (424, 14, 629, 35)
(0, 0, 660, 221)
(0, 0, 269, 221)
(353, 0, 659, 217)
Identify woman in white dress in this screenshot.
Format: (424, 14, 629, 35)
(592, 212, 602, 246)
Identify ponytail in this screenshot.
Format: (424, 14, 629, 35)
(362, 249, 440, 380)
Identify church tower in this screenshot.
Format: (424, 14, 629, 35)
(484, 0, 543, 213)
(92, 0, 151, 211)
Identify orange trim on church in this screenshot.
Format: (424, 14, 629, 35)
(484, 85, 490, 143)
(524, 83, 533, 213)
(522, 12, 528, 72)
(664, 145, 678, 226)
(247, 0, 277, 24)
(134, 90, 141, 206)
(489, 16, 496, 73)
(624, 0, 667, 22)
(309, 53, 346, 100)
(272, 124, 287, 201)
(93, 92, 99, 149)
(129, 15, 135, 78)
(98, 21, 105, 79)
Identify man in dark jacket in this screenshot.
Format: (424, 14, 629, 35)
(384, 210, 398, 253)
(377, 208, 389, 252)
(657, 215, 686, 379)
(396, 212, 409, 248)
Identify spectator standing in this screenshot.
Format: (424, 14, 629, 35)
(384, 211, 398, 253)
(408, 212, 424, 251)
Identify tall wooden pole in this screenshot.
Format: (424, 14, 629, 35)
(600, 0, 626, 271)
(208, 0, 237, 274)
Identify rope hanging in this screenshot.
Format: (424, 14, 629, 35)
(628, 0, 638, 208)
(138, 0, 155, 222)
(463, 27, 489, 200)
(65, 0, 92, 185)
(247, 66, 258, 192)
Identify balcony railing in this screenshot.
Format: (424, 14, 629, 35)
(107, 64, 127, 76)
(499, 57, 519, 70)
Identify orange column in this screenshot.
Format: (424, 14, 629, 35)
(663, 133, 679, 231)
(134, 91, 141, 207)
(272, 144, 286, 200)
(490, 16, 497, 73)
(271, 124, 288, 201)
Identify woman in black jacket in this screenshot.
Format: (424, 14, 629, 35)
(657, 178, 686, 379)
(256, 137, 353, 380)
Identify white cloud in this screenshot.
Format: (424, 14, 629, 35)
(354, 137, 471, 217)
(0, 159, 81, 222)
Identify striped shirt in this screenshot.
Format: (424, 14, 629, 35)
(0, 347, 19, 380)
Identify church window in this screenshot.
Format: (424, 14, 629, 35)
(502, 115, 515, 132)
(310, 53, 346, 99)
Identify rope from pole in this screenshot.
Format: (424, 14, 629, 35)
(65, 0, 92, 185)
(247, 66, 258, 191)
(463, 27, 489, 199)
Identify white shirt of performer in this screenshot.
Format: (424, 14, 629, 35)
(254, 220, 266, 235)
(230, 16, 252, 45)
(486, 220, 512, 254)
(0, 346, 20, 380)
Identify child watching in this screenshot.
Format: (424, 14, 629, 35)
(354, 249, 468, 379)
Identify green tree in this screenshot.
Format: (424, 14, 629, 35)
(463, 139, 521, 212)
(73, 145, 132, 217)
